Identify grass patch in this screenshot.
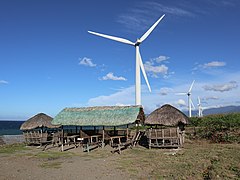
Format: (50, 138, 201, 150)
(35, 151, 75, 160)
(40, 162, 62, 169)
(115, 142, 240, 179)
(0, 143, 30, 154)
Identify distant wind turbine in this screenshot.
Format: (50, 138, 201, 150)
(197, 96, 203, 117)
(198, 96, 203, 117)
(88, 14, 165, 105)
(176, 80, 195, 117)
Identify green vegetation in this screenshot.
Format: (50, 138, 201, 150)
(35, 151, 74, 160)
(116, 142, 240, 179)
(188, 113, 240, 143)
(39, 162, 62, 169)
(35, 150, 76, 169)
(0, 143, 30, 154)
(189, 113, 240, 127)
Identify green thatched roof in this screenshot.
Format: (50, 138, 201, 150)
(52, 105, 145, 126)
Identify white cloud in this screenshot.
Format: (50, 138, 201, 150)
(153, 55, 170, 63)
(144, 56, 169, 78)
(79, 57, 96, 67)
(115, 103, 131, 106)
(203, 61, 226, 68)
(159, 87, 173, 96)
(204, 96, 219, 101)
(117, 2, 194, 33)
(85, 74, 240, 115)
(146, 2, 194, 17)
(176, 99, 186, 107)
(87, 86, 135, 106)
(101, 72, 127, 81)
(0, 80, 8, 84)
(145, 64, 168, 78)
(203, 81, 238, 92)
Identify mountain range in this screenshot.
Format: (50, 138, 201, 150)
(185, 105, 240, 117)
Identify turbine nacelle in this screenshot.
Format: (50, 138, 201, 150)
(135, 39, 141, 46)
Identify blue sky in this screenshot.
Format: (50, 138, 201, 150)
(0, 0, 240, 120)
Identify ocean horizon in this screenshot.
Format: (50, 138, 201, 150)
(0, 120, 24, 136)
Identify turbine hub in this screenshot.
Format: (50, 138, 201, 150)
(135, 39, 141, 46)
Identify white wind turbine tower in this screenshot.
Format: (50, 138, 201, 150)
(197, 96, 203, 117)
(88, 14, 165, 105)
(176, 80, 195, 117)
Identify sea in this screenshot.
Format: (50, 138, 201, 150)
(0, 121, 24, 136)
(0, 120, 129, 136)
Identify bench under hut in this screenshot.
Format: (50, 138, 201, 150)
(145, 104, 189, 149)
(52, 105, 145, 152)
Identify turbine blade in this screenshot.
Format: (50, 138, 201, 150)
(175, 93, 187, 95)
(190, 99, 195, 109)
(139, 14, 165, 43)
(198, 96, 201, 105)
(188, 80, 195, 93)
(138, 50, 151, 92)
(88, 31, 135, 46)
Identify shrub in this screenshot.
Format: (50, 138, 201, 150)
(188, 113, 240, 143)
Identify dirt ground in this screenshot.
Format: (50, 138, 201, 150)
(0, 145, 131, 180)
(0, 141, 240, 180)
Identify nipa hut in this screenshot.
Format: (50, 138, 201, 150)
(20, 113, 59, 131)
(145, 104, 189, 148)
(20, 113, 61, 145)
(52, 105, 145, 149)
(20, 113, 60, 131)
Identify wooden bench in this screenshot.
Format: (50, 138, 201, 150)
(111, 131, 144, 154)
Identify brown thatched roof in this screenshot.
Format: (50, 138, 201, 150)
(20, 113, 61, 130)
(145, 104, 189, 126)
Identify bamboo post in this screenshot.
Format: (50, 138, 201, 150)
(149, 128, 151, 149)
(80, 126, 82, 138)
(162, 128, 165, 147)
(102, 126, 105, 148)
(182, 130, 185, 144)
(61, 126, 64, 152)
(170, 128, 172, 145)
(126, 124, 129, 141)
(177, 126, 182, 147)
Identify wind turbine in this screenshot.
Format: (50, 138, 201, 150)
(176, 80, 195, 117)
(197, 96, 203, 117)
(88, 14, 165, 105)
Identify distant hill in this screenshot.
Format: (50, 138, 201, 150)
(184, 105, 240, 116)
